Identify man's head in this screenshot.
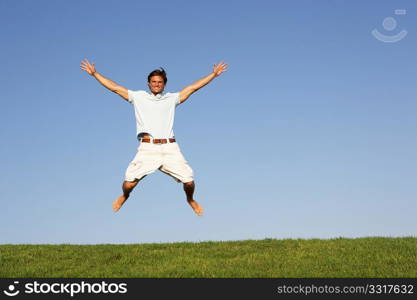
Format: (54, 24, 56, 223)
(147, 68, 167, 95)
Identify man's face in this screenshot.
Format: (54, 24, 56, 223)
(148, 75, 165, 94)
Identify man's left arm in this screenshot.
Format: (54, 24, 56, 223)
(179, 61, 228, 104)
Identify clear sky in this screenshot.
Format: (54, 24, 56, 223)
(1, 0, 416, 244)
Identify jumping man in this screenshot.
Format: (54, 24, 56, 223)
(80, 60, 228, 216)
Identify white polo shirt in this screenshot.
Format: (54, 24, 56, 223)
(127, 90, 181, 139)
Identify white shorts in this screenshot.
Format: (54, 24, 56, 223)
(124, 142, 194, 183)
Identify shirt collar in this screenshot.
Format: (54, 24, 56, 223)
(147, 90, 165, 100)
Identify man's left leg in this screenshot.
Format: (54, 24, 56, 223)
(183, 181, 204, 216)
(160, 143, 203, 216)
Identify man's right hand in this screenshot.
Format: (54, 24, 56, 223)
(80, 59, 96, 75)
(80, 59, 129, 101)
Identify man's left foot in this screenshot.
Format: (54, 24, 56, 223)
(187, 199, 204, 216)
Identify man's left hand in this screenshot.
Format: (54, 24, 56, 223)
(213, 61, 228, 77)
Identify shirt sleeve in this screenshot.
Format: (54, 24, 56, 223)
(127, 90, 135, 104)
(173, 92, 181, 107)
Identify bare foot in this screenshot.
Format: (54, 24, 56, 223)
(187, 199, 204, 216)
(112, 195, 127, 212)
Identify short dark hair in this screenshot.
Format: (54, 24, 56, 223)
(147, 68, 167, 84)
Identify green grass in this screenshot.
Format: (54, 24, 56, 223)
(1, 237, 416, 277)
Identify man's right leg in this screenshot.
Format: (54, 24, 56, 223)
(112, 179, 140, 212)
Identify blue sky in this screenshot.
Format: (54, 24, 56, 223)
(1, 0, 416, 244)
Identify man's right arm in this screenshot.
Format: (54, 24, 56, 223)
(80, 59, 129, 101)
(92, 72, 129, 101)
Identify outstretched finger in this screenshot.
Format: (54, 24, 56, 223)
(84, 59, 92, 66)
(81, 62, 90, 69)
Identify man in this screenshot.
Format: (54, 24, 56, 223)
(80, 59, 228, 216)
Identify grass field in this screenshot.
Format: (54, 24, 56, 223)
(1, 237, 416, 277)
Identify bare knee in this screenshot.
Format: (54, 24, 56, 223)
(183, 181, 194, 189)
(123, 179, 139, 192)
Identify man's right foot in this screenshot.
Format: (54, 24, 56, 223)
(112, 195, 127, 212)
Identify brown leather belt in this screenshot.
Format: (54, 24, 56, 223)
(141, 138, 176, 144)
